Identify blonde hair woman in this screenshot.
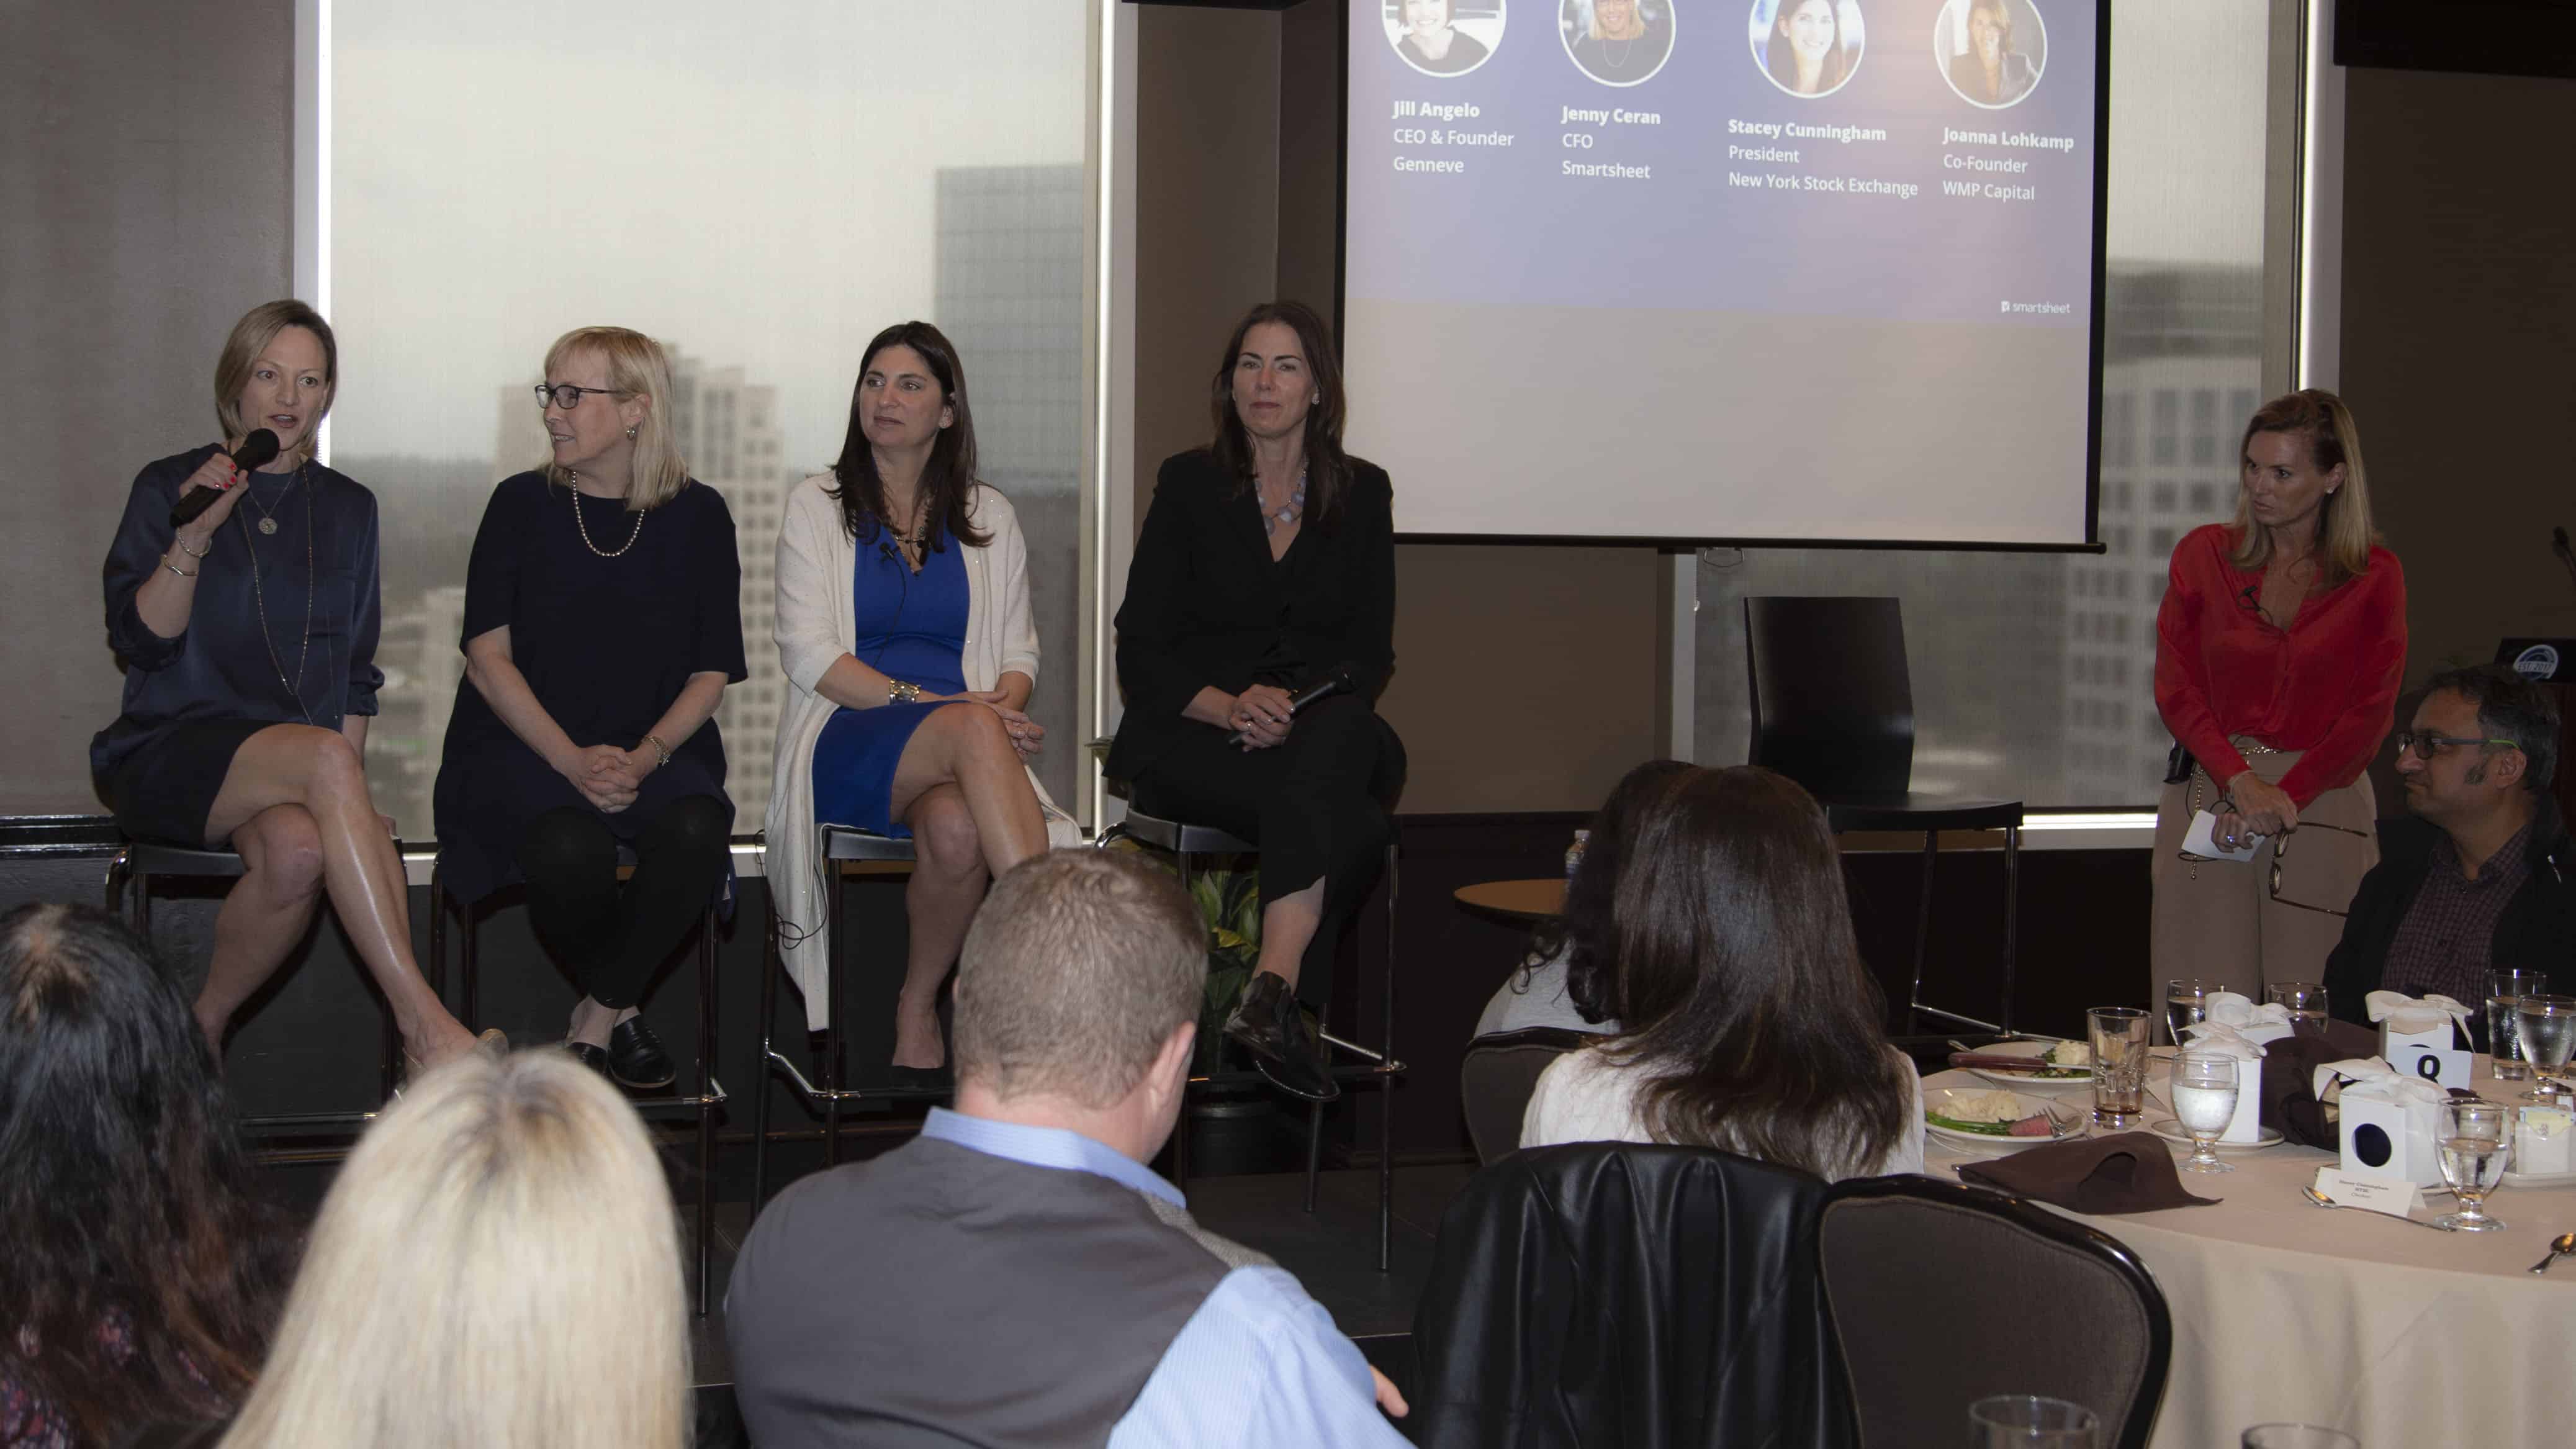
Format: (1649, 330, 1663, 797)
(92, 299, 494, 1076)
(219, 1050, 689, 1449)
(2151, 389, 2405, 999)
(432, 327, 745, 1090)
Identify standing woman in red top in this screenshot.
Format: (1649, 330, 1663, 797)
(2151, 390, 2405, 996)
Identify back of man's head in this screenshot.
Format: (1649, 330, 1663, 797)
(2424, 664, 2561, 795)
(954, 849, 1207, 1108)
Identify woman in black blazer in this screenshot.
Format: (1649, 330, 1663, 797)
(1107, 299, 1403, 1101)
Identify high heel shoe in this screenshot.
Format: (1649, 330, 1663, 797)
(1223, 971, 1340, 1103)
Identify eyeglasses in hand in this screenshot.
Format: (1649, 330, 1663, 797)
(532, 382, 626, 410)
(2268, 821, 2371, 916)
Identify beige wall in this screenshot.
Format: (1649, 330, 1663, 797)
(1130, 1, 1667, 816)
(1, 2, 296, 813)
(2340, 65, 2576, 684)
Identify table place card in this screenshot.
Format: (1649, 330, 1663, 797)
(2314, 1167, 2425, 1217)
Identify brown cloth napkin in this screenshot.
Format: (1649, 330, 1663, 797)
(1957, 1132, 2218, 1214)
(2259, 1020, 2383, 1149)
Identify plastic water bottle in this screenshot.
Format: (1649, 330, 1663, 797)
(1565, 829, 1590, 880)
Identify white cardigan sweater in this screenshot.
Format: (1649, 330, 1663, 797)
(764, 472, 1078, 1028)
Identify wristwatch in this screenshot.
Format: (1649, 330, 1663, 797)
(888, 680, 922, 706)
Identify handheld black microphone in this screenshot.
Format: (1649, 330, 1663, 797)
(169, 429, 281, 530)
(1227, 665, 1357, 745)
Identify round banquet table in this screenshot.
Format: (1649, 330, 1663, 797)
(1452, 877, 1565, 923)
(1920, 1053, 2576, 1447)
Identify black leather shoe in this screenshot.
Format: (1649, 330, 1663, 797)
(606, 1016, 677, 1090)
(1223, 972, 1340, 1103)
(564, 1040, 613, 1078)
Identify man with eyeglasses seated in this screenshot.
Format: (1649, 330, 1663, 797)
(724, 849, 1408, 1448)
(2322, 665, 2574, 1043)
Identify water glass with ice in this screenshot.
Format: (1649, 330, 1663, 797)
(2488, 969, 2547, 1081)
(2170, 1052, 2238, 1174)
(2515, 994, 2576, 1105)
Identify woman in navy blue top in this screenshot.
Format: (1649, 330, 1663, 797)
(92, 300, 490, 1073)
(432, 327, 745, 1088)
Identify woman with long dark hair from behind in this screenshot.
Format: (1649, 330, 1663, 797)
(1518, 767, 1926, 1180)
(1473, 759, 1696, 1038)
(0, 903, 295, 1448)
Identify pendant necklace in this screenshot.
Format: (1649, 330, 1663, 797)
(239, 465, 316, 724)
(240, 466, 297, 536)
(568, 472, 646, 557)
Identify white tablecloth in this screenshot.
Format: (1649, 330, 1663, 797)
(1922, 1055, 2576, 1447)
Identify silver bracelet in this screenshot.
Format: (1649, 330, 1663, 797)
(641, 733, 672, 770)
(162, 554, 198, 579)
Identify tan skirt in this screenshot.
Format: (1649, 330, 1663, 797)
(2148, 744, 2376, 1005)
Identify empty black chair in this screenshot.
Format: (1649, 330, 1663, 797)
(1744, 595, 2024, 1033)
(1817, 1175, 2171, 1449)
(1410, 1142, 1859, 1449)
(1458, 1025, 1590, 1165)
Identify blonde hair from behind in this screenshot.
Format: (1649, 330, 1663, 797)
(953, 849, 1207, 1109)
(541, 326, 691, 510)
(2227, 388, 2379, 587)
(213, 300, 338, 464)
(218, 1050, 689, 1449)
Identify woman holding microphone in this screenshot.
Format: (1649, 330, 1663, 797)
(93, 300, 492, 1073)
(2152, 389, 2405, 997)
(1109, 300, 1403, 1103)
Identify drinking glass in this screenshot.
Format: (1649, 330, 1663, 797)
(2170, 1052, 2239, 1174)
(2515, 994, 2576, 1104)
(2241, 1427, 2359, 1449)
(1969, 1395, 2099, 1448)
(2433, 1098, 2511, 1231)
(2267, 981, 2328, 1029)
(2087, 1007, 2151, 1128)
(2488, 969, 2547, 1081)
(2165, 978, 2222, 1047)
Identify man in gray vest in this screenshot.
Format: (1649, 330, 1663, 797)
(726, 848, 1409, 1447)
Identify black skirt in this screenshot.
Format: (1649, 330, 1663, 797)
(102, 716, 281, 849)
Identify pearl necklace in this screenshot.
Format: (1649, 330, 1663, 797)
(567, 472, 644, 557)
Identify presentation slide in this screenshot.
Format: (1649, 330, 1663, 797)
(1343, 0, 2105, 546)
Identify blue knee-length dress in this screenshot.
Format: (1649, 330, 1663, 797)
(811, 530, 970, 837)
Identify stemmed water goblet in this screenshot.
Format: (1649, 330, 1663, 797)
(2433, 1098, 2511, 1232)
(2165, 978, 2222, 1049)
(2169, 1052, 2238, 1175)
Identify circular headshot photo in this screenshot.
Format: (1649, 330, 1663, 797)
(1560, 0, 1676, 87)
(1387, 0, 1505, 79)
(1748, 0, 1865, 99)
(1935, 0, 2046, 109)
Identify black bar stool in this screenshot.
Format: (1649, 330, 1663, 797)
(425, 849, 729, 1315)
(749, 824, 934, 1215)
(1096, 810, 1406, 1273)
(104, 842, 415, 1129)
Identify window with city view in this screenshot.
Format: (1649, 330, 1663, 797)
(326, 2, 1092, 838)
(1693, 0, 2282, 809)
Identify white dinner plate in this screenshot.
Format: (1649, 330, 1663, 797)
(1924, 1090, 2084, 1152)
(1960, 1039, 2093, 1087)
(2146, 1119, 2285, 1151)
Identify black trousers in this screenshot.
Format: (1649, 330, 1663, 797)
(1130, 696, 1400, 1010)
(513, 795, 729, 1011)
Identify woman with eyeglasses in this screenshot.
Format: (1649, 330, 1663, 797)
(765, 321, 1074, 1084)
(431, 327, 745, 1088)
(92, 299, 495, 1077)
(2151, 389, 2405, 998)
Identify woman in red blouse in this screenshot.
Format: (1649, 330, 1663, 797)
(2152, 390, 2405, 996)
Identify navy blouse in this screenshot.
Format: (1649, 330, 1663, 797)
(92, 445, 384, 787)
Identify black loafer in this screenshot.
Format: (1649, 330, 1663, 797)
(565, 1040, 613, 1078)
(607, 1016, 677, 1090)
(1223, 972, 1340, 1103)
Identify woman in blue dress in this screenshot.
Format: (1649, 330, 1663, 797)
(766, 322, 1071, 1078)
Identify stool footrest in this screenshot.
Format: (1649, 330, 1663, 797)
(624, 1078, 729, 1113)
(763, 1049, 952, 1106)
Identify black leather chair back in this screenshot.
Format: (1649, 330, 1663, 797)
(1744, 596, 1915, 798)
(1817, 1176, 2171, 1449)
(1410, 1142, 1860, 1449)
(1458, 1026, 1591, 1164)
